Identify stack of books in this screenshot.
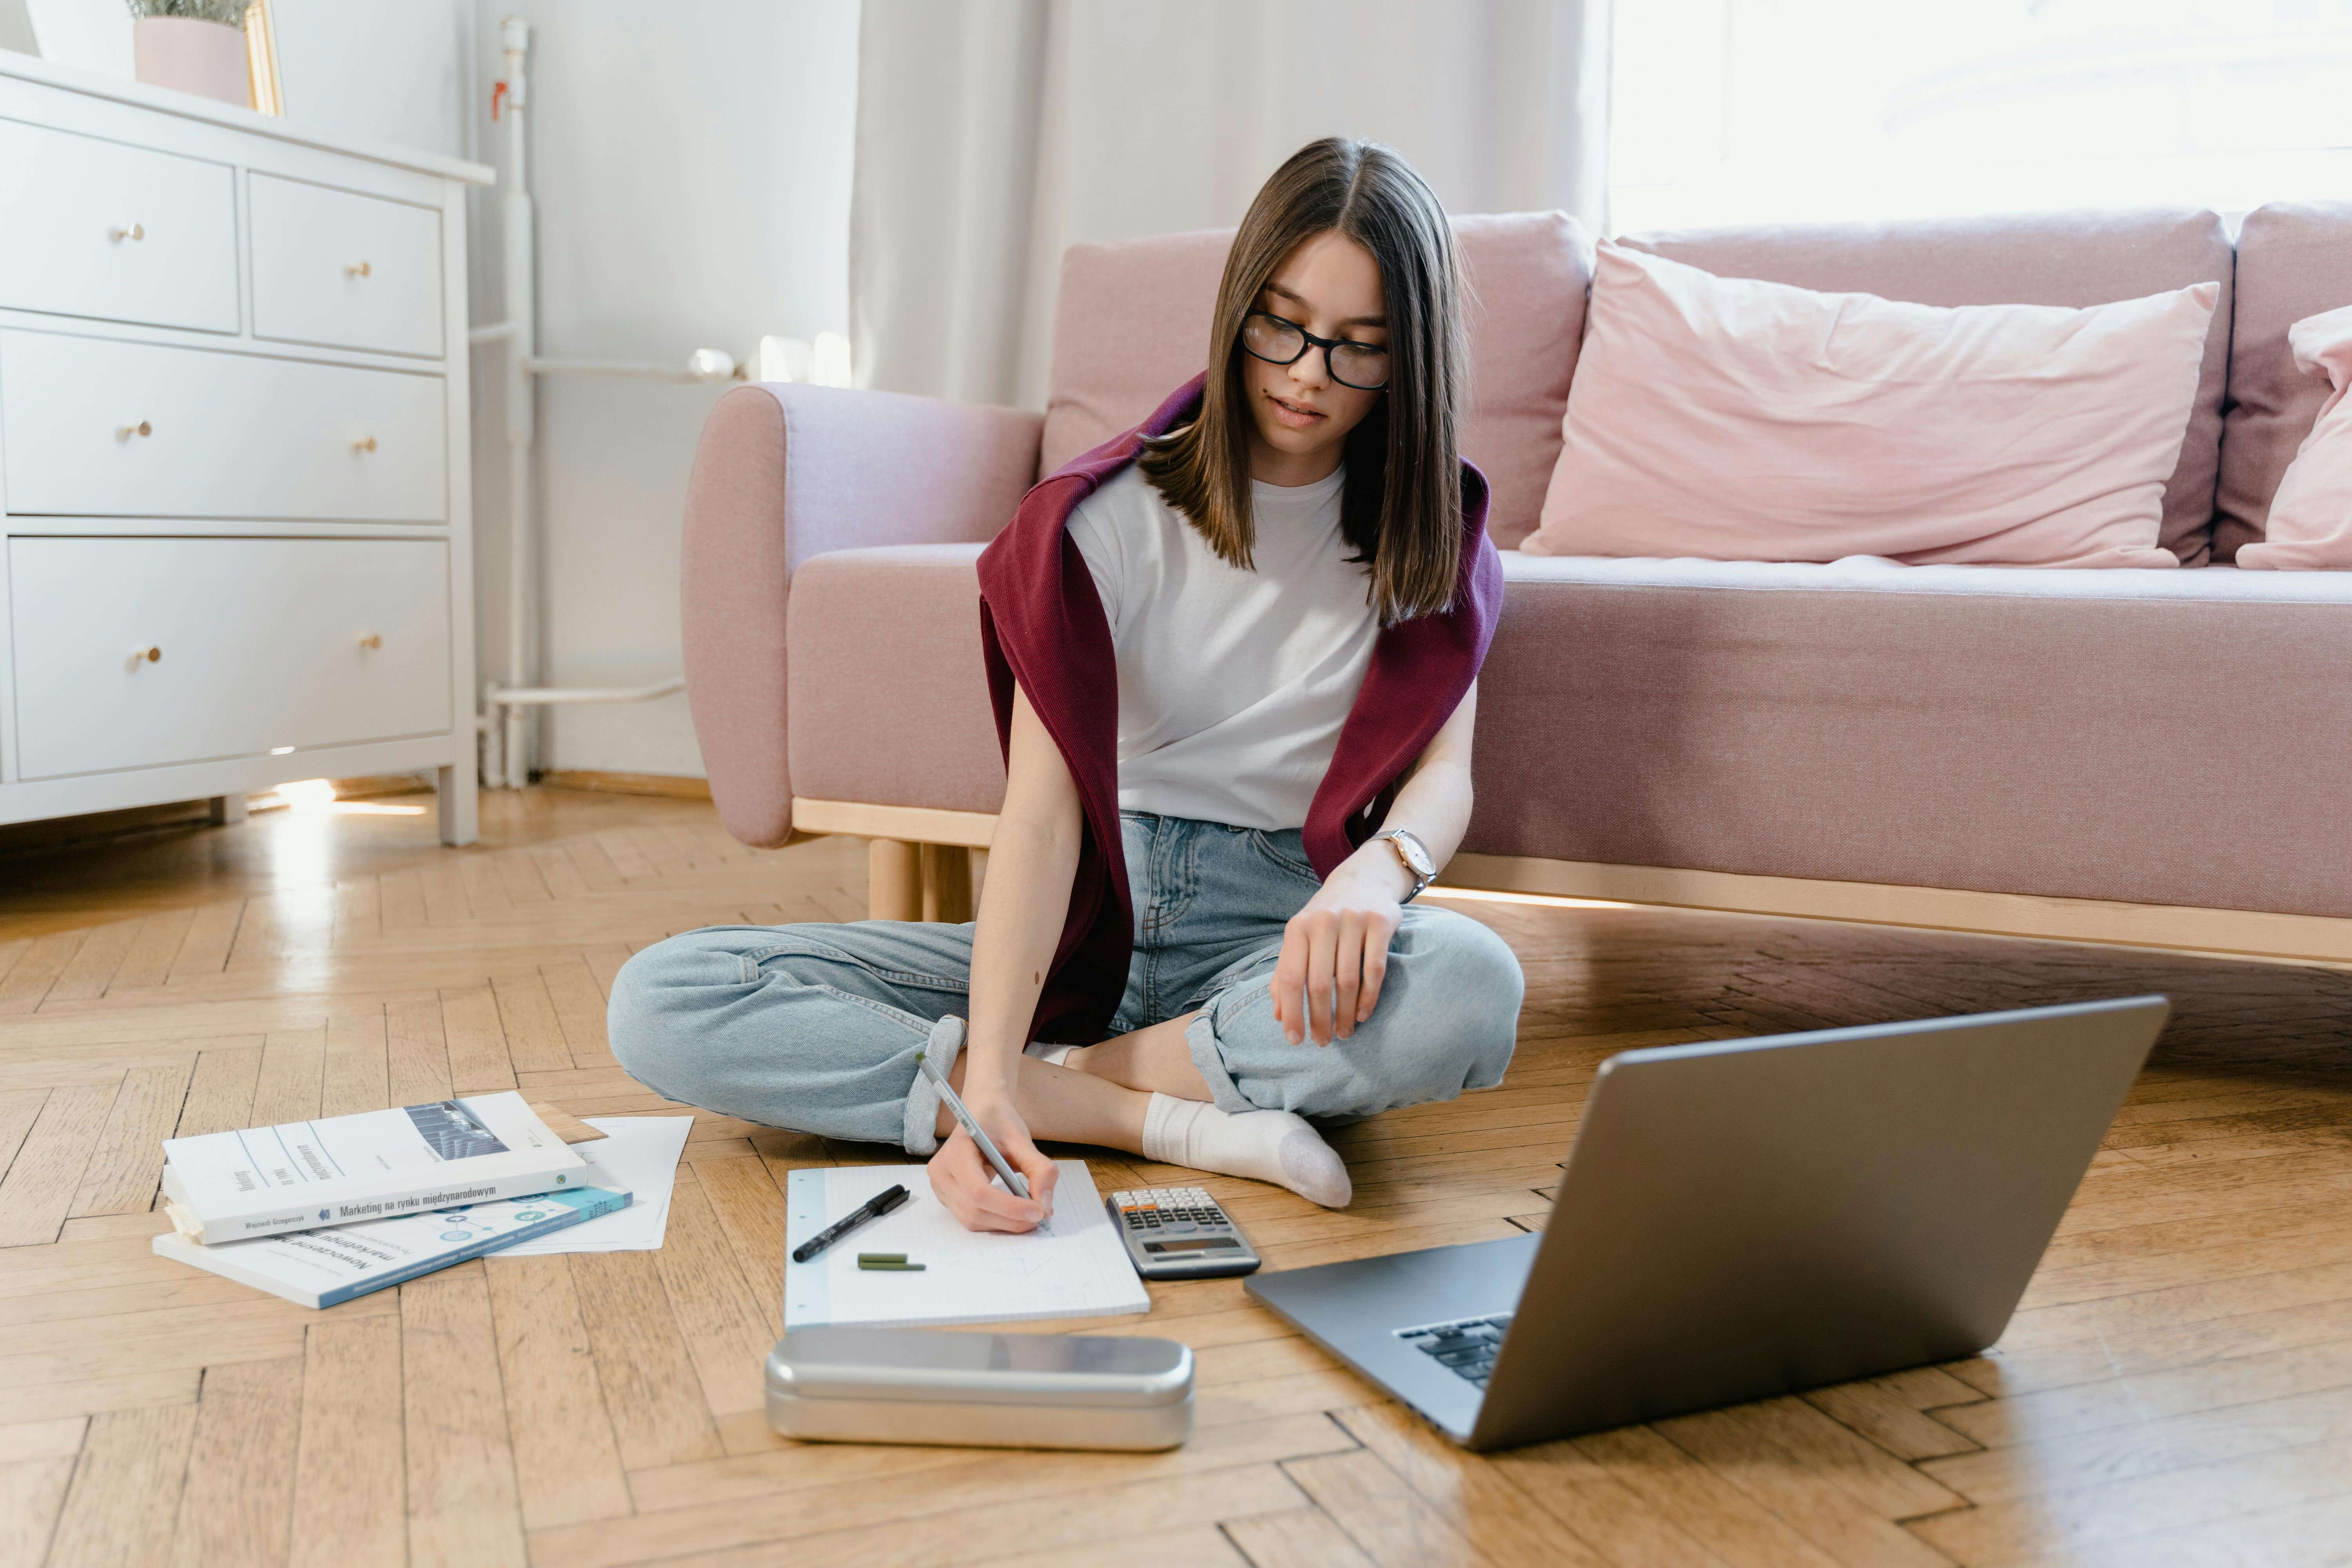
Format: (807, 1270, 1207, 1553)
(153, 1091, 632, 1308)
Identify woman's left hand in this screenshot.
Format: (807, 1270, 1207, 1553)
(1273, 849, 1411, 1046)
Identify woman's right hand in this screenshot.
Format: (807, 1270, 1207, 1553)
(926, 1091, 1060, 1232)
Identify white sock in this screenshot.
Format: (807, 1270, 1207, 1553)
(1140, 1093, 1352, 1209)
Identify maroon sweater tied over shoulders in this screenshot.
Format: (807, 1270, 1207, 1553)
(975, 373, 1504, 1044)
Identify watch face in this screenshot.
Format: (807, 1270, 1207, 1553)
(1392, 833, 1434, 877)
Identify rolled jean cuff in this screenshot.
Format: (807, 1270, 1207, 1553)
(900, 1014, 965, 1155)
(1183, 1004, 1257, 1116)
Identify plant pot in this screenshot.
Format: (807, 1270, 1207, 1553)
(132, 16, 251, 107)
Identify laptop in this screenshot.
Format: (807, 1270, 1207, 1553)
(1246, 996, 2167, 1451)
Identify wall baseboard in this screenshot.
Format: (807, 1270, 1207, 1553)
(788, 797, 2352, 967)
(542, 770, 715, 800)
(326, 772, 436, 799)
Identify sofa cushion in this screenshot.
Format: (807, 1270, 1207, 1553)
(788, 542, 2352, 919)
(1042, 211, 1591, 549)
(2217, 202, 2352, 561)
(1473, 552, 2352, 916)
(1621, 207, 2235, 566)
(787, 544, 1006, 814)
(2238, 305, 2352, 570)
(1528, 242, 2216, 568)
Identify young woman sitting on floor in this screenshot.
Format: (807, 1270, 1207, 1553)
(610, 136, 1523, 1231)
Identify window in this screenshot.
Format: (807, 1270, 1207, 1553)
(1611, 0, 2352, 233)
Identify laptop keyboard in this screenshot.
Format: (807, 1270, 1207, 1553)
(1396, 1313, 1514, 1386)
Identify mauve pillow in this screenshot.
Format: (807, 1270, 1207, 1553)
(1526, 242, 2220, 568)
(2239, 306, 2352, 570)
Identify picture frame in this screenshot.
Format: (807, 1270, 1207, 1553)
(242, 0, 278, 114)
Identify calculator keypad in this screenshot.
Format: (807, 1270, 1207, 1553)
(1106, 1186, 1260, 1278)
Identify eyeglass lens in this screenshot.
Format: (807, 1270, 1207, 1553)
(1241, 312, 1389, 389)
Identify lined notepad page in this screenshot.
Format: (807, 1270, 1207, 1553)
(784, 1161, 1149, 1329)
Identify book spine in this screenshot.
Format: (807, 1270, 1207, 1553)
(189, 1165, 589, 1245)
(313, 1190, 631, 1309)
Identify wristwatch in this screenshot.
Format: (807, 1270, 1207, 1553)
(1375, 829, 1436, 904)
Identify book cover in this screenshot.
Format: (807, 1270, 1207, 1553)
(152, 1184, 632, 1308)
(160, 1091, 590, 1245)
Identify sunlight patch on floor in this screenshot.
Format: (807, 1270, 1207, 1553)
(1425, 886, 1634, 910)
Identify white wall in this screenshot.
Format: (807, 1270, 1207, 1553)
(471, 0, 860, 780)
(223, 0, 860, 784)
(273, 0, 474, 159)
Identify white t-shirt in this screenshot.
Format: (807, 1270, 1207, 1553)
(1065, 463, 1378, 830)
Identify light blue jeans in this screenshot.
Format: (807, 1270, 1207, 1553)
(607, 813, 1524, 1153)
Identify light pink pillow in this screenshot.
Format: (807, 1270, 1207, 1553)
(2238, 305, 2352, 570)
(1526, 242, 2220, 568)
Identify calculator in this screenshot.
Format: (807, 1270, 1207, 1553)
(1107, 1186, 1262, 1279)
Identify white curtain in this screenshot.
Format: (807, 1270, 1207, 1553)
(851, 0, 1610, 410)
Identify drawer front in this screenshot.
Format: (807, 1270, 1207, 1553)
(0, 118, 238, 335)
(0, 330, 446, 521)
(9, 536, 452, 779)
(250, 174, 444, 358)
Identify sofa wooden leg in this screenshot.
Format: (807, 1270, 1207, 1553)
(869, 839, 923, 922)
(922, 844, 975, 924)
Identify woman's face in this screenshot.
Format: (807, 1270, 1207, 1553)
(1240, 229, 1388, 483)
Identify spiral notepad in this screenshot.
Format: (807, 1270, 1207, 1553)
(784, 1161, 1149, 1329)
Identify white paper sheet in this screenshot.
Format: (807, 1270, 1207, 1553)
(784, 1161, 1149, 1329)
(498, 1116, 692, 1256)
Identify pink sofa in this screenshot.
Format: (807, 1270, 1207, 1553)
(681, 204, 2352, 961)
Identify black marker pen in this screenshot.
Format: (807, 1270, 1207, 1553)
(791, 1182, 911, 1263)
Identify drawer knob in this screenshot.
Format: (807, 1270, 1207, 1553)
(117, 421, 152, 441)
(358, 633, 383, 650)
(130, 646, 160, 666)
(109, 223, 145, 242)
(345, 260, 373, 278)
(353, 436, 377, 453)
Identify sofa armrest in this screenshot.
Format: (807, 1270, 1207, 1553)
(682, 382, 1043, 846)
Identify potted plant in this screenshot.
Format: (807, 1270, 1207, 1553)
(127, 0, 252, 107)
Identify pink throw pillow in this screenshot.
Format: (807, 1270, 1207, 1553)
(1526, 242, 2220, 568)
(2238, 305, 2352, 570)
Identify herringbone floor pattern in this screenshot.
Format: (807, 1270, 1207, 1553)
(2, 790, 2350, 1566)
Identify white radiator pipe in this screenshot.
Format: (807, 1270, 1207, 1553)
(499, 13, 534, 790)
(473, 16, 705, 791)
(484, 679, 687, 706)
(525, 352, 738, 382)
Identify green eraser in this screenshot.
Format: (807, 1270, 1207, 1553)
(858, 1260, 926, 1271)
(857, 1253, 907, 1264)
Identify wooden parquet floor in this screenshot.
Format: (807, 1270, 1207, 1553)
(2, 790, 2351, 1566)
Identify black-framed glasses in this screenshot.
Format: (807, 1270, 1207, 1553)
(1238, 310, 1391, 390)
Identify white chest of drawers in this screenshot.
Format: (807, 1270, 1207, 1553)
(0, 53, 487, 844)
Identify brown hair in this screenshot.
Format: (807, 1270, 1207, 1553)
(1138, 137, 1467, 625)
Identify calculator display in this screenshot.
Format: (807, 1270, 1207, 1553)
(1143, 1238, 1241, 1253)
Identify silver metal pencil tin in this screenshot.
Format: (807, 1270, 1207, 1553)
(765, 1327, 1193, 1451)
